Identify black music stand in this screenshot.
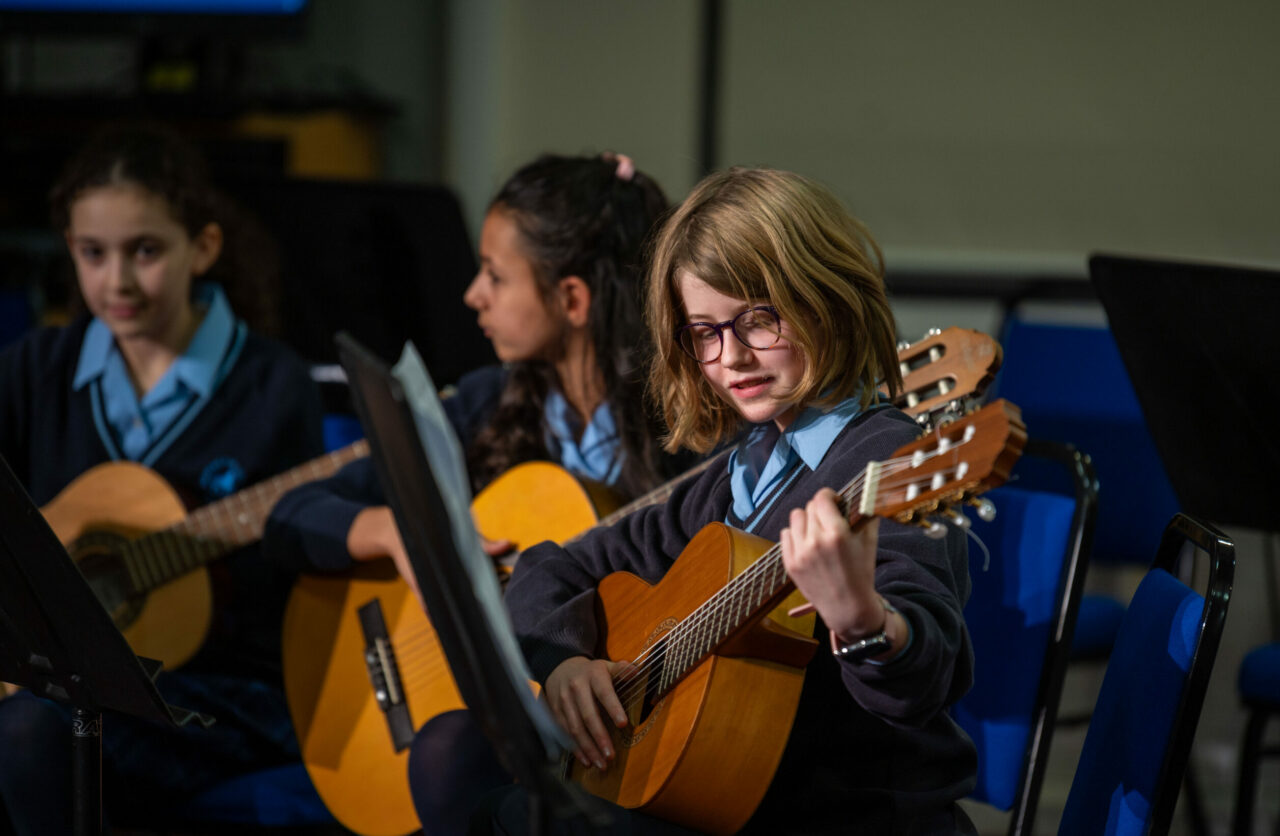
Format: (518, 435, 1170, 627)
(335, 332, 608, 835)
(1088, 254, 1280, 532)
(0, 454, 213, 836)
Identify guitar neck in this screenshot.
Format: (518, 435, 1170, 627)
(128, 440, 371, 592)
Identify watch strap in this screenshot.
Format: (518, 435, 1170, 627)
(831, 597, 898, 663)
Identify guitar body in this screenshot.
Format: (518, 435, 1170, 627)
(284, 565, 451, 836)
(572, 523, 817, 835)
(284, 460, 619, 836)
(41, 461, 212, 669)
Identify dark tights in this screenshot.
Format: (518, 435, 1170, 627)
(409, 709, 511, 836)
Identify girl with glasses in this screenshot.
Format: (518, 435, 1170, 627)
(489, 167, 979, 835)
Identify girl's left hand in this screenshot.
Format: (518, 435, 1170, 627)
(780, 487, 884, 640)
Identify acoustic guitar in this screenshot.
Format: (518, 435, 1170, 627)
(39, 440, 370, 670)
(280, 326, 1002, 836)
(570, 398, 1027, 834)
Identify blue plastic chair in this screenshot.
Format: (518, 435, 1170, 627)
(954, 439, 1098, 835)
(1058, 513, 1234, 836)
(991, 313, 1182, 664)
(1233, 641, 1280, 835)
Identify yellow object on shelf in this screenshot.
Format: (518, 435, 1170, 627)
(234, 110, 382, 179)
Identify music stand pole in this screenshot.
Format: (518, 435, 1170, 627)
(70, 708, 102, 836)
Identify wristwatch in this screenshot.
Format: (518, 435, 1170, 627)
(831, 597, 899, 663)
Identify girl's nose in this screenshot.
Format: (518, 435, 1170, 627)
(462, 274, 485, 310)
(718, 331, 753, 368)
(107, 255, 136, 292)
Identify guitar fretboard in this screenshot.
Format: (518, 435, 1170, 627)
(122, 440, 370, 594)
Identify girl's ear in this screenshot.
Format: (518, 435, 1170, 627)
(191, 222, 224, 277)
(557, 275, 592, 328)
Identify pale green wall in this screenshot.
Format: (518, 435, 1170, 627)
(719, 1, 1280, 269)
(437, 0, 1280, 272)
(443, 0, 703, 238)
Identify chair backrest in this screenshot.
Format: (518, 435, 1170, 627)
(991, 311, 1180, 566)
(1058, 513, 1235, 836)
(953, 439, 1098, 835)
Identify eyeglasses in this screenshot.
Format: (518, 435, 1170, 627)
(675, 305, 783, 363)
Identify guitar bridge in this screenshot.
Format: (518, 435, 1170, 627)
(357, 599, 414, 752)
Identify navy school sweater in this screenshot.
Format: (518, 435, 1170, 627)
(0, 317, 325, 684)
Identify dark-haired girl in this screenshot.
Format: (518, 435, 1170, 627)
(0, 124, 324, 834)
(264, 152, 690, 836)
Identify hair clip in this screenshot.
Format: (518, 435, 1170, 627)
(603, 151, 635, 182)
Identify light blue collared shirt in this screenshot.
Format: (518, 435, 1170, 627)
(543, 390, 623, 486)
(73, 284, 243, 464)
(726, 396, 870, 532)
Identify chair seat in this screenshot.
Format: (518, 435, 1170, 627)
(1069, 594, 1126, 660)
(180, 764, 336, 827)
(1238, 642, 1280, 706)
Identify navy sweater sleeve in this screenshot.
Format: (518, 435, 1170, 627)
(263, 364, 507, 573)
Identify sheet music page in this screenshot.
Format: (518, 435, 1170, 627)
(390, 344, 569, 755)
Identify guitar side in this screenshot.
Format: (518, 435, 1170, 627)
(572, 523, 816, 835)
(41, 462, 212, 668)
(283, 460, 614, 836)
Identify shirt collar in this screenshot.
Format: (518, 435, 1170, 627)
(72, 283, 235, 397)
(782, 396, 868, 472)
(543, 390, 623, 485)
(169, 283, 235, 398)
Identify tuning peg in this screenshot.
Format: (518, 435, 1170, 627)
(969, 497, 996, 522)
(897, 339, 912, 351)
(944, 509, 971, 530)
(922, 520, 949, 539)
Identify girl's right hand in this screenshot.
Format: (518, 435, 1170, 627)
(347, 506, 422, 608)
(544, 655, 632, 771)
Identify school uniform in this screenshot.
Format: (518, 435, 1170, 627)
(0, 285, 324, 832)
(500, 402, 979, 835)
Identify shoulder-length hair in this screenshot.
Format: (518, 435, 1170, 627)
(645, 167, 902, 453)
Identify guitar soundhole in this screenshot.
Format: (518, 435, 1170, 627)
(71, 533, 143, 629)
(618, 673, 665, 748)
(615, 619, 674, 746)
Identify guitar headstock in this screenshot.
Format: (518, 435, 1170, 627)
(887, 327, 1003, 428)
(861, 399, 1026, 531)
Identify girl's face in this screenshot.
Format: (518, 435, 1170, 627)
(66, 183, 219, 349)
(464, 208, 563, 363)
(677, 270, 807, 431)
